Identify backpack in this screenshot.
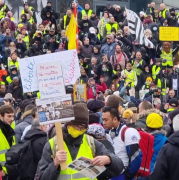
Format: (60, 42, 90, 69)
(121, 127, 154, 177)
(5, 137, 37, 180)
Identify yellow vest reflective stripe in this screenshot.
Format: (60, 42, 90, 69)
(124, 70, 135, 87)
(159, 9, 167, 18)
(152, 65, 161, 80)
(157, 79, 166, 95)
(160, 50, 173, 66)
(132, 60, 143, 76)
(11, 121, 15, 130)
(64, 15, 67, 29)
(0, 5, 7, 19)
(9, 61, 19, 70)
(49, 134, 97, 180)
(0, 127, 15, 174)
(81, 9, 92, 19)
(106, 23, 118, 35)
(6, 76, 13, 84)
(23, 35, 30, 49)
(37, 92, 40, 99)
(80, 79, 83, 84)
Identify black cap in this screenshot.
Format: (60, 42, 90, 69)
(47, 1, 52, 4)
(169, 98, 179, 107)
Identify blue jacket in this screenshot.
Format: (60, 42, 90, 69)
(150, 133, 167, 172)
(100, 42, 117, 60)
(0, 34, 14, 52)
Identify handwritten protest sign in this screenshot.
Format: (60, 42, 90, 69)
(19, 50, 80, 93)
(37, 61, 65, 99)
(159, 27, 179, 41)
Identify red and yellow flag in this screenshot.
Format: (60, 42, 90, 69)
(65, 7, 78, 50)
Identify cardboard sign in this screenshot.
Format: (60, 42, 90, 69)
(73, 84, 87, 102)
(37, 61, 65, 99)
(19, 50, 80, 93)
(159, 27, 179, 41)
(36, 95, 74, 125)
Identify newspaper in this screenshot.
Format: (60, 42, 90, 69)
(36, 94, 74, 125)
(68, 157, 106, 180)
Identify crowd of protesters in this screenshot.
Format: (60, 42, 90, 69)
(0, 0, 179, 180)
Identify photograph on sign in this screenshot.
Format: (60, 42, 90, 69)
(19, 50, 81, 93)
(36, 61, 65, 99)
(36, 94, 74, 125)
(73, 84, 87, 102)
(159, 27, 179, 41)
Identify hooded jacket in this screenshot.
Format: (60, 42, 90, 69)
(14, 110, 33, 142)
(149, 130, 167, 172)
(136, 109, 166, 129)
(149, 131, 179, 180)
(24, 128, 47, 164)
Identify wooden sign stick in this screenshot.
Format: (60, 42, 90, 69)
(55, 122, 67, 170)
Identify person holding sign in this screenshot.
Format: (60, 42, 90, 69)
(37, 103, 124, 180)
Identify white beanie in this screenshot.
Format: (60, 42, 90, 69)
(140, 11, 145, 16)
(173, 114, 179, 132)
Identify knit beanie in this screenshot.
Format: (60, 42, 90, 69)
(146, 113, 163, 129)
(66, 103, 89, 128)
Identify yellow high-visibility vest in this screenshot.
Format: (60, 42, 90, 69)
(49, 134, 97, 180)
(106, 23, 118, 35)
(0, 127, 16, 174)
(21, 6, 34, 24)
(124, 70, 136, 87)
(159, 9, 167, 18)
(152, 65, 161, 80)
(22, 35, 30, 49)
(0, 5, 7, 20)
(132, 60, 143, 76)
(81, 9, 92, 19)
(160, 49, 173, 67)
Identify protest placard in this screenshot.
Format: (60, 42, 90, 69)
(74, 84, 87, 102)
(159, 27, 179, 41)
(36, 61, 65, 99)
(19, 49, 80, 93)
(36, 94, 74, 125)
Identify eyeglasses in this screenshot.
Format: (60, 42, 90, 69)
(72, 125, 86, 131)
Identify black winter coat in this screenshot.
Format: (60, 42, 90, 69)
(149, 131, 179, 180)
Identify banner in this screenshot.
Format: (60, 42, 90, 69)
(159, 27, 179, 41)
(19, 50, 80, 93)
(37, 61, 66, 99)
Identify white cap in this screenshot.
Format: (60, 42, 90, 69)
(139, 11, 145, 16)
(116, 5, 120, 9)
(89, 27, 95, 34)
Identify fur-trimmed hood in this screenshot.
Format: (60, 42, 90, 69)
(22, 110, 32, 119)
(138, 109, 166, 119)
